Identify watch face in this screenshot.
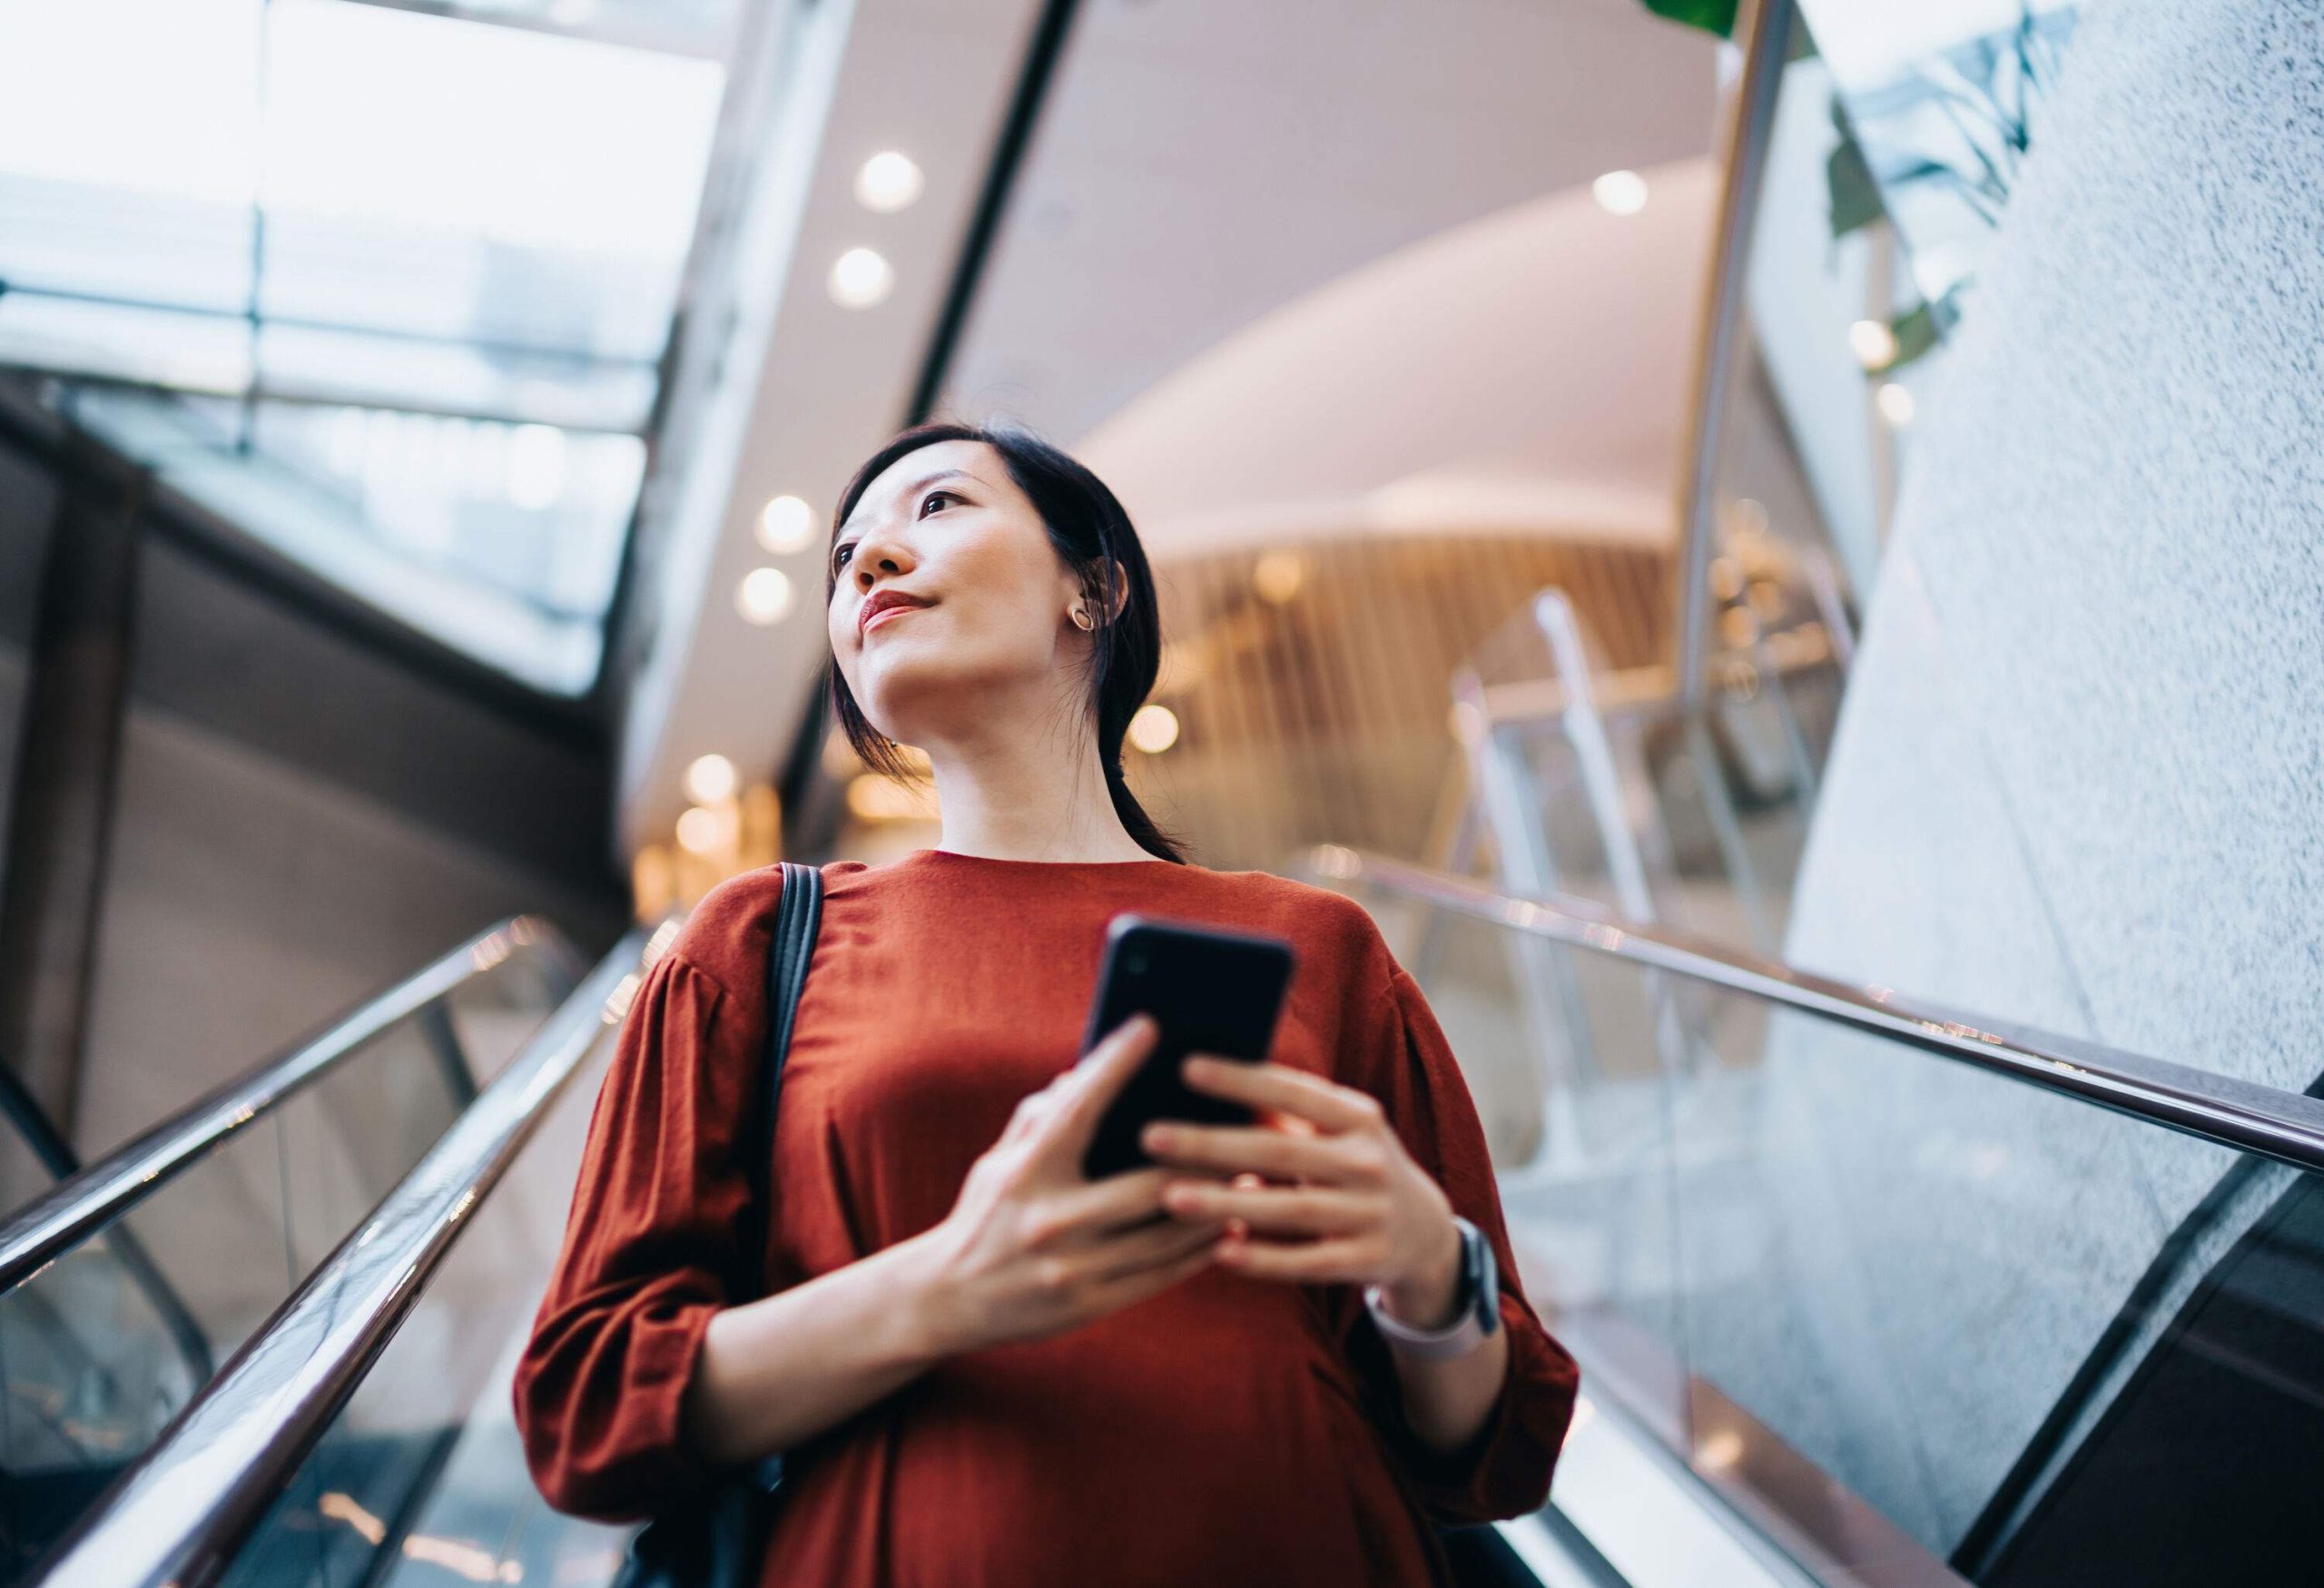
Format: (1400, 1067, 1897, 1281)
(1467, 1221, 1500, 1334)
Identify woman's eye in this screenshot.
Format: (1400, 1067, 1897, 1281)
(832, 543, 852, 570)
(921, 489, 955, 516)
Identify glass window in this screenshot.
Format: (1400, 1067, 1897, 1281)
(0, 0, 736, 695)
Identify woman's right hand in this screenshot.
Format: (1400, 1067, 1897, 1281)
(911, 1014, 1231, 1356)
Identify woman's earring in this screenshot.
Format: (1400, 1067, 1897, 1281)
(1070, 605, 1094, 631)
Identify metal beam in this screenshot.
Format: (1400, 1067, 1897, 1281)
(0, 438, 147, 1138)
(1670, 0, 1793, 708)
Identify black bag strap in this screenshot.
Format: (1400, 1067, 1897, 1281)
(735, 860, 823, 1304)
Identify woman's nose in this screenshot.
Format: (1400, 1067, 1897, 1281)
(852, 529, 913, 587)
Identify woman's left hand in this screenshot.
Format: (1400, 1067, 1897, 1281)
(1140, 1056, 1465, 1328)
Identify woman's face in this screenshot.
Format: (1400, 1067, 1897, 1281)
(828, 439, 1088, 749)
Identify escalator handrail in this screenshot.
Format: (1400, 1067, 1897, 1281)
(0, 914, 584, 1296)
(0, 1052, 218, 1380)
(1304, 844, 2324, 1177)
(26, 926, 651, 1588)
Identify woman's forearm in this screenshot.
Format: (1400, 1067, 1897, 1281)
(680, 1228, 953, 1465)
(1386, 1326, 1509, 1453)
(1379, 1248, 1511, 1454)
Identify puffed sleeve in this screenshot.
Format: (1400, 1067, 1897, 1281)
(1331, 958, 1581, 1526)
(510, 946, 757, 1523)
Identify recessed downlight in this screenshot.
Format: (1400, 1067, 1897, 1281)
(854, 151, 925, 213)
(1848, 318, 1900, 370)
(829, 247, 895, 309)
(757, 494, 815, 555)
(1591, 169, 1649, 216)
(675, 805, 724, 855)
(684, 754, 738, 804)
(1128, 704, 1180, 754)
(737, 567, 795, 625)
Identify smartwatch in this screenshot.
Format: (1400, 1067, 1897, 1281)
(1364, 1216, 1499, 1359)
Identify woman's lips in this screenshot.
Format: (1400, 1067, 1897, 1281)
(862, 601, 928, 636)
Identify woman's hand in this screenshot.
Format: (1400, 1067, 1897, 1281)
(911, 1015, 1233, 1356)
(1138, 1058, 1466, 1329)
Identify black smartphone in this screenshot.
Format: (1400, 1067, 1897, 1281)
(1077, 913, 1297, 1181)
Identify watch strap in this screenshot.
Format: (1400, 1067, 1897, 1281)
(1364, 1217, 1497, 1359)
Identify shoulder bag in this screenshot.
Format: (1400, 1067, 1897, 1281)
(613, 860, 824, 1588)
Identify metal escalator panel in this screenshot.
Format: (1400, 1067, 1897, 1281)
(0, 920, 579, 1585)
(1307, 846, 2324, 1588)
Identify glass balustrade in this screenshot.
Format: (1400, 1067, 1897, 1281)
(0, 930, 573, 1585)
(1334, 863, 2324, 1587)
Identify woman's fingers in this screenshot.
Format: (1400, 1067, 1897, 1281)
(1140, 1120, 1365, 1183)
(1083, 1209, 1229, 1282)
(1034, 1167, 1165, 1238)
(1177, 1057, 1388, 1135)
(1215, 1233, 1378, 1284)
(1158, 1180, 1376, 1237)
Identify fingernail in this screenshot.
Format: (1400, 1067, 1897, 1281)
(1143, 1123, 1175, 1150)
(1182, 1056, 1213, 1081)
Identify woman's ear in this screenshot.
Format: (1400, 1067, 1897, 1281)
(1103, 557, 1130, 623)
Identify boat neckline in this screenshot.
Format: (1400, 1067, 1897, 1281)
(897, 846, 1187, 870)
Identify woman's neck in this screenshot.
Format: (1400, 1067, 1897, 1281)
(919, 716, 1149, 864)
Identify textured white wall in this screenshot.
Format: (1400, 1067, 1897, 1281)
(1688, 0, 2324, 1553)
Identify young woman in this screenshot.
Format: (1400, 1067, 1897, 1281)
(513, 422, 1579, 1585)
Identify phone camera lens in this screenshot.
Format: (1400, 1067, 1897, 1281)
(1128, 952, 1148, 974)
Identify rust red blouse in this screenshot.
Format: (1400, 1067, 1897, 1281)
(512, 848, 1577, 1585)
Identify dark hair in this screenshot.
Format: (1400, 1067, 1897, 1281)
(825, 419, 1187, 864)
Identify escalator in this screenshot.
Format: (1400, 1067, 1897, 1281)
(0, 918, 586, 1584)
(11, 861, 2324, 1587)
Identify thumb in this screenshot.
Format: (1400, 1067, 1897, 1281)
(1039, 1012, 1159, 1161)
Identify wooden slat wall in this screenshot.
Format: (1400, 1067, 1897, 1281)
(1125, 532, 1669, 873)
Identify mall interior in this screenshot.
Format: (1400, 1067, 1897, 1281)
(1, 0, 2319, 1583)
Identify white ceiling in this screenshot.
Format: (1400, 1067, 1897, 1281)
(1078, 154, 1720, 556)
(942, 0, 1718, 446)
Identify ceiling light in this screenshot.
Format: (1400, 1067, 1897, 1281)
(829, 247, 895, 309)
(757, 494, 815, 555)
(1253, 549, 1307, 605)
(684, 754, 738, 804)
(736, 567, 794, 625)
(1699, 1429, 1747, 1472)
(854, 152, 925, 213)
(1591, 170, 1649, 216)
(1876, 381, 1916, 426)
(1128, 704, 1179, 754)
(675, 805, 724, 855)
(1848, 318, 1900, 370)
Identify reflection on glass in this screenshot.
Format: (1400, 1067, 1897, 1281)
(208, 1037, 634, 1588)
(1335, 869, 2324, 1586)
(57, 387, 635, 695)
(1795, 0, 2079, 310)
